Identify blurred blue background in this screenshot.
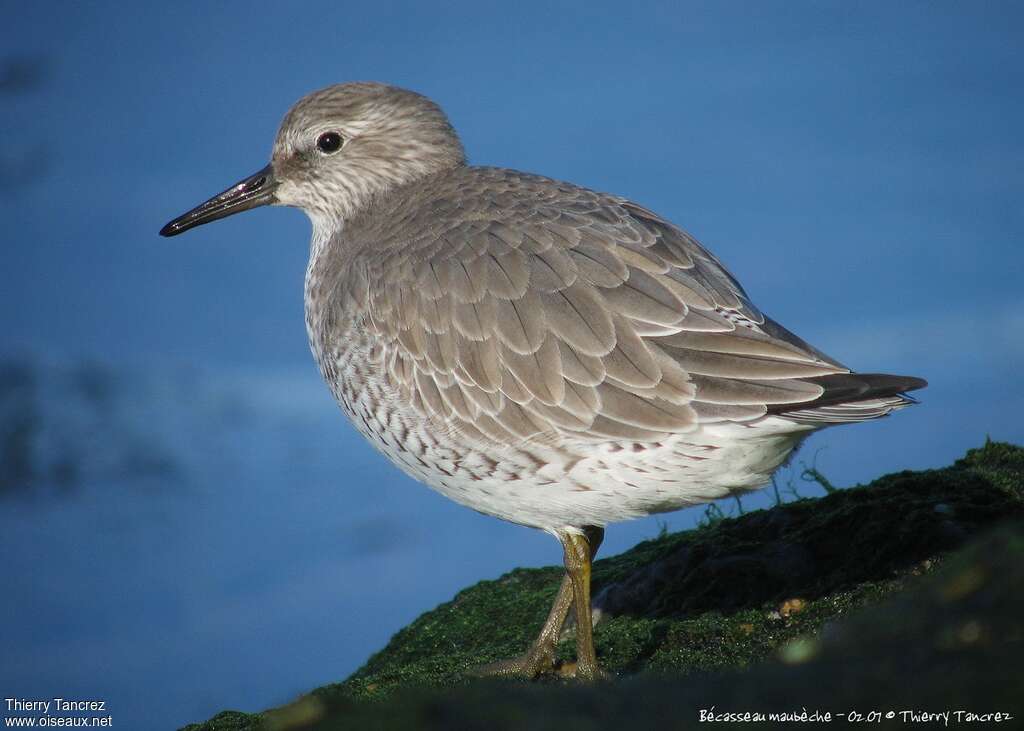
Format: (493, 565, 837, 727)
(1, 2, 1021, 729)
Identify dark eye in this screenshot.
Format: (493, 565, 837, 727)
(316, 132, 344, 154)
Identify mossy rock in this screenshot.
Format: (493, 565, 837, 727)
(184, 441, 1024, 730)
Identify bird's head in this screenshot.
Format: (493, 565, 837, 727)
(160, 82, 465, 237)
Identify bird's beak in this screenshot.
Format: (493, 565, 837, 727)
(159, 163, 278, 237)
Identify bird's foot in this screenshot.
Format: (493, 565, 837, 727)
(553, 660, 614, 682)
(470, 643, 558, 679)
(471, 648, 613, 681)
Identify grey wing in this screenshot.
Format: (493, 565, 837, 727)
(361, 185, 850, 445)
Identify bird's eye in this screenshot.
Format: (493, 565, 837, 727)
(316, 132, 344, 154)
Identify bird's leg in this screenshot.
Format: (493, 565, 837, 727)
(559, 525, 606, 681)
(472, 573, 574, 678)
(472, 525, 604, 679)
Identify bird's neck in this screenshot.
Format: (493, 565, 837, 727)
(328, 156, 462, 227)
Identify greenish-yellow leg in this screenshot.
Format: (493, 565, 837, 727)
(473, 525, 604, 679)
(561, 526, 604, 680)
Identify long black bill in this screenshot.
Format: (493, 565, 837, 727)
(159, 164, 277, 237)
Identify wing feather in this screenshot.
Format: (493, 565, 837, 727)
(355, 168, 859, 448)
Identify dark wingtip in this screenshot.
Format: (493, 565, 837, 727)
(159, 221, 181, 237)
(898, 376, 929, 393)
(770, 372, 928, 414)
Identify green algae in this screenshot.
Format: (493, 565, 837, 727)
(183, 441, 1024, 730)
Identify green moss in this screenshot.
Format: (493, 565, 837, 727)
(182, 442, 1024, 731)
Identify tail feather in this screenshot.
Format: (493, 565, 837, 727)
(768, 373, 927, 425)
